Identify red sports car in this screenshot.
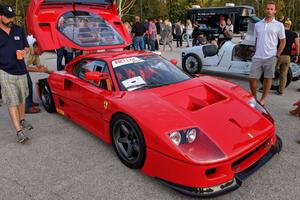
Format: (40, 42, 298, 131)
(27, 0, 282, 197)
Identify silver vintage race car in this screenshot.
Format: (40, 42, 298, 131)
(181, 23, 300, 90)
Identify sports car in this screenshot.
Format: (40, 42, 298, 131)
(27, 0, 282, 197)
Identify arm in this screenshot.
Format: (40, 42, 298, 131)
(277, 38, 286, 57)
(294, 36, 299, 63)
(277, 24, 286, 57)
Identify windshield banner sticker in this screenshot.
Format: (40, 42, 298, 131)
(112, 57, 145, 68)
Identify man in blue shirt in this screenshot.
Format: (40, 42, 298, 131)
(0, 5, 33, 143)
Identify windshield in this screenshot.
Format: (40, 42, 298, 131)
(45, 0, 112, 5)
(58, 11, 124, 47)
(112, 55, 191, 91)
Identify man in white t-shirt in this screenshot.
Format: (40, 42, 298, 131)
(249, 1, 286, 106)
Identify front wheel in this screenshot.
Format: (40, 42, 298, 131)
(111, 114, 146, 169)
(182, 53, 202, 74)
(260, 68, 292, 90)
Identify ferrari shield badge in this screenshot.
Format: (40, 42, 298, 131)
(248, 133, 254, 139)
(104, 101, 109, 110)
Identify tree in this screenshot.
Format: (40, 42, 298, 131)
(115, 0, 137, 19)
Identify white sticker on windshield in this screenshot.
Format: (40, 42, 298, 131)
(112, 57, 144, 68)
(122, 76, 146, 91)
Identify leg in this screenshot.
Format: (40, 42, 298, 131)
(18, 103, 26, 121)
(278, 56, 290, 94)
(186, 34, 190, 47)
(26, 73, 33, 103)
(56, 48, 64, 71)
(8, 106, 22, 131)
(249, 78, 258, 99)
(249, 58, 263, 99)
(180, 35, 183, 47)
(260, 78, 272, 105)
(133, 37, 139, 50)
(139, 37, 145, 51)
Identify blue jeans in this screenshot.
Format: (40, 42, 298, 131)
(25, 73, 33, 111)
(133, 36, 145, 51)
(149, 38, 155, 51)
(56, 48, 66, 71)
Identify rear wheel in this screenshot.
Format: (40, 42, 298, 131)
(39, 80, 56, 113)
(111, 114, 146, 169)
(182, 53, 202, 74)
(260, 68, 292, 90)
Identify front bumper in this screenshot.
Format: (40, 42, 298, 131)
(158, 135, 282, 198)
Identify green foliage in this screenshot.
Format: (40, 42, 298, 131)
(1, 0, 299, 30)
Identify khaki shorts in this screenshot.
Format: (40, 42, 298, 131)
(250, 57, 277, 79)
(0, 70, 28, 107)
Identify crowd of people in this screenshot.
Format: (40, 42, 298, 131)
(124, 15, 234, 52)
(0, 1, 299, 144)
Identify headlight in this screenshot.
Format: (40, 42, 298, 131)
(186, 128, 197, 143)
(168, 128, 197, 146)
(248, 98, 274, 123)
(169, 131, 182, 146)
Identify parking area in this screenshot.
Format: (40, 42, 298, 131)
(0, 45, 299, 200)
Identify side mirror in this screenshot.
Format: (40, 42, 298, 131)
(170, 59, 178, 65)
(85, 72, 110, 81)
(85, 72, 113, 91)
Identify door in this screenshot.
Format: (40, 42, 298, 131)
(26, 0, 131, 52)
(61, 59, 112, 137)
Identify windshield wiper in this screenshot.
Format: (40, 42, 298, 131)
(134, 83, 169, 91)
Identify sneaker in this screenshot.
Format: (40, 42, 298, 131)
(20, 119, 33, 131)
(16, 131, 28, 143)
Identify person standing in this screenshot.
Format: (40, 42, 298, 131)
(0, 5, 33, 143)
(192, 23, 200, 46)
(154, 19, 160, 50)
(185, 20, 193, 47)
(161, 19, 173, 51)
(224, 19, 234, 39)
(143, 19, 149, 50)
(132, 16, 145, 51)
(276, 20, 299, 95)
(148, 19, 157, 51)
(249, 1, 286, 106)
(25, 42, 51, 114)
(175, 20, 183, 48)
(218, 19, 227, 46)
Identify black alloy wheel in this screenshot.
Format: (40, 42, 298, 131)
(111, 114, 146, 169)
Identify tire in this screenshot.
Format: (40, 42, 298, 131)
(260, 68, 292, 90)
(39, 79, 56, 113)
(182, 53, 202, 74)
(182, 33, 186, 41)
(111, 114, 146, 169)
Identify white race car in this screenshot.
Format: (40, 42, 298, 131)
(181, 23, 300, 90)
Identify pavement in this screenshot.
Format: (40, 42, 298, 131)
(0, 43, 299, 200)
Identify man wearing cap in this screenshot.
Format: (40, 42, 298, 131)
(275, 20, 299, 95)
(0, 4, 33, 143)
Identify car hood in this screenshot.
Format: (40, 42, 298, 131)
(113, 78, 274, 163)
(26, 0, 131, 52)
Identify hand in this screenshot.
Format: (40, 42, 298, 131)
(294, 56, 298, 63)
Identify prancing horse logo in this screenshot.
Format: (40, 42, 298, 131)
(248, 133, 254, 138)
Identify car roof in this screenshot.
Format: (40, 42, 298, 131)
(83, 50, 155, 62)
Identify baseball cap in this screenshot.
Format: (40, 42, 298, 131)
(0, 4, 16, 18)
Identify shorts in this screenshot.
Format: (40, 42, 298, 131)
(0, 70, 28, 107)
(250, 57, 277, 79)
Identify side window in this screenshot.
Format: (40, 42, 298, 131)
(73, 59, 111, 90)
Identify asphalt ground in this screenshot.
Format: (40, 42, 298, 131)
(0, 43, 299, 200)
